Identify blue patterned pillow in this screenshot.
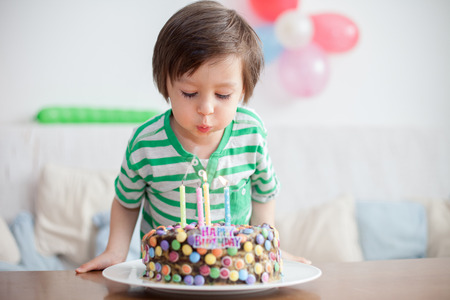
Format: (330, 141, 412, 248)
(0, 212, 64, 271)
(356, 201, 427, 260)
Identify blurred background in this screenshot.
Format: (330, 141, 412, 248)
(0, 0, 449, 129)
(0, 0, 449, 269)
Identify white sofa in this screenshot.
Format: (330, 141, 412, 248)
(1, 124, 449, 270)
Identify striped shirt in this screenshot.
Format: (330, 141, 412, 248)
(115, 107, 280, 237)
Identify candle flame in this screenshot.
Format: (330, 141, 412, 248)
(218, 176, 228, 187)
(199, 170, 207, 182)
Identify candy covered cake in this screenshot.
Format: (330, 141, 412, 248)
(141, 223, 283, 285)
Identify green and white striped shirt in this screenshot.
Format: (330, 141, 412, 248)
(115, 107, 279, 237)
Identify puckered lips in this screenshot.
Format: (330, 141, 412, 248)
(197, 125, 211, 133)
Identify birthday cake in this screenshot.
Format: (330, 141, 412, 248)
(141, 223, 282, 285)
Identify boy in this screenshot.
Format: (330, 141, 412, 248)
(77, 0, 307, 273)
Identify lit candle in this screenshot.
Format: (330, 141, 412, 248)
(179, 183, 186, 228)
(196, 185, 204, 226)
(200, 171, 211, 226)
(219, 176, 231, 226)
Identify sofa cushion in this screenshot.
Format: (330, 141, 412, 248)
(411, 198, 450, 257)
(0, 216, 21, 264)
(34, 164, 117, 265)
(356, 201, 427, 260)
(275, 195, 363, 263)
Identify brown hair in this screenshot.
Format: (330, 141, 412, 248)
(152, 0, 264, 104)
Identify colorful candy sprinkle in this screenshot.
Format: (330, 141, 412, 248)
(210, 267, 220, 279)
(254, 263, 263, 275)
(264, 240, 272, 251)
(221, 256, 232, 267)
(189, 252, 201, 263)
(261, 228, 269, 238)
(229, 270, 239, 282)
(265, 263, 273, 273)
(161, 265, 171, 276)
(219, 268, 230, 279)
(184, 275, 194, 285)
(172, 274, 182, 283)
(160, 240, 169, 251)
(245, 253, 254, 264)
(171, 239, 180, 250)
(197, 248, 207, 255)
(239, 269, 248, 281)
(169, 251, 179, 263)
(181, 264, 192, 275)
(199, 265, 210, 276)
(243, 241, 253, 252)
(182, 244, 193, 256)
(205, 253, 216, 265)
(149, 262, 155, 271)
(255, 245, 263, 256)
(176, 231, 187, 243)
(246, 274, 256, 285)
(235, 259, 245, 270)
(187, 235, 195, 246)
(274, 262, 280, 272)
(211, 248, 223, 257)
(155, 246, 162, 256)
(256, 234, 264, 245)
(227, 247, 237, 256)
(148, 247, 155, 258)
(243, 228, 254, 234)
(194, 275, 205, 286)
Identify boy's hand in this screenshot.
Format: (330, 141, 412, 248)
(75, 250, 126, 274)
(282, 249, 312, 265)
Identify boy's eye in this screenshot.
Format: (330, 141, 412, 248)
(216, 93, 231, 100)
(182, 91, 197, 99)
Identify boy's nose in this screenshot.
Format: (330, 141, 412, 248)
(198, 99, 214, 116)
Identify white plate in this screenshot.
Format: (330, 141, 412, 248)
(103, 259, 321, 295)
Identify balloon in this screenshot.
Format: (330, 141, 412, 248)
(311, 13, 359, 53)
(278, 44, 329, 97)
(275, 10, 313, 49)
(255, 25, 284, 64)
(249, 0, 299, 22)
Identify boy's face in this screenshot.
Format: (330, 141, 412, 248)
(167, 55, 244, 145)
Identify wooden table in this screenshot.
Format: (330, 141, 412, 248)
(1, 258, 449, 300)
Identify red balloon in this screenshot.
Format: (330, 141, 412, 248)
(249, 0, 299, 22)
(311, 13, 359, 53)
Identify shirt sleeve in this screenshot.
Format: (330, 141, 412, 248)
(114, 139, 148, 209)
(250, 131, 280, 203)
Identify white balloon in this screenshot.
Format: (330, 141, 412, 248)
(275, 10, 314, 49)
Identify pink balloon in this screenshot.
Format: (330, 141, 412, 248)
(249, 0, 299, 23)
(278, 44, 329, 97)
(311, 13, 359, 53)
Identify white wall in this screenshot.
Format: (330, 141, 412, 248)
(0, 0, 449, 129)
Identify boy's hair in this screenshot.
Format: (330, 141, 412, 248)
(153, 0, 264, 104)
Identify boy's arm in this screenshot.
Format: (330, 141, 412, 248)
(250, 199, 276, 226)
(76, 197, 140, 273)
(251, 200, 311, 265)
